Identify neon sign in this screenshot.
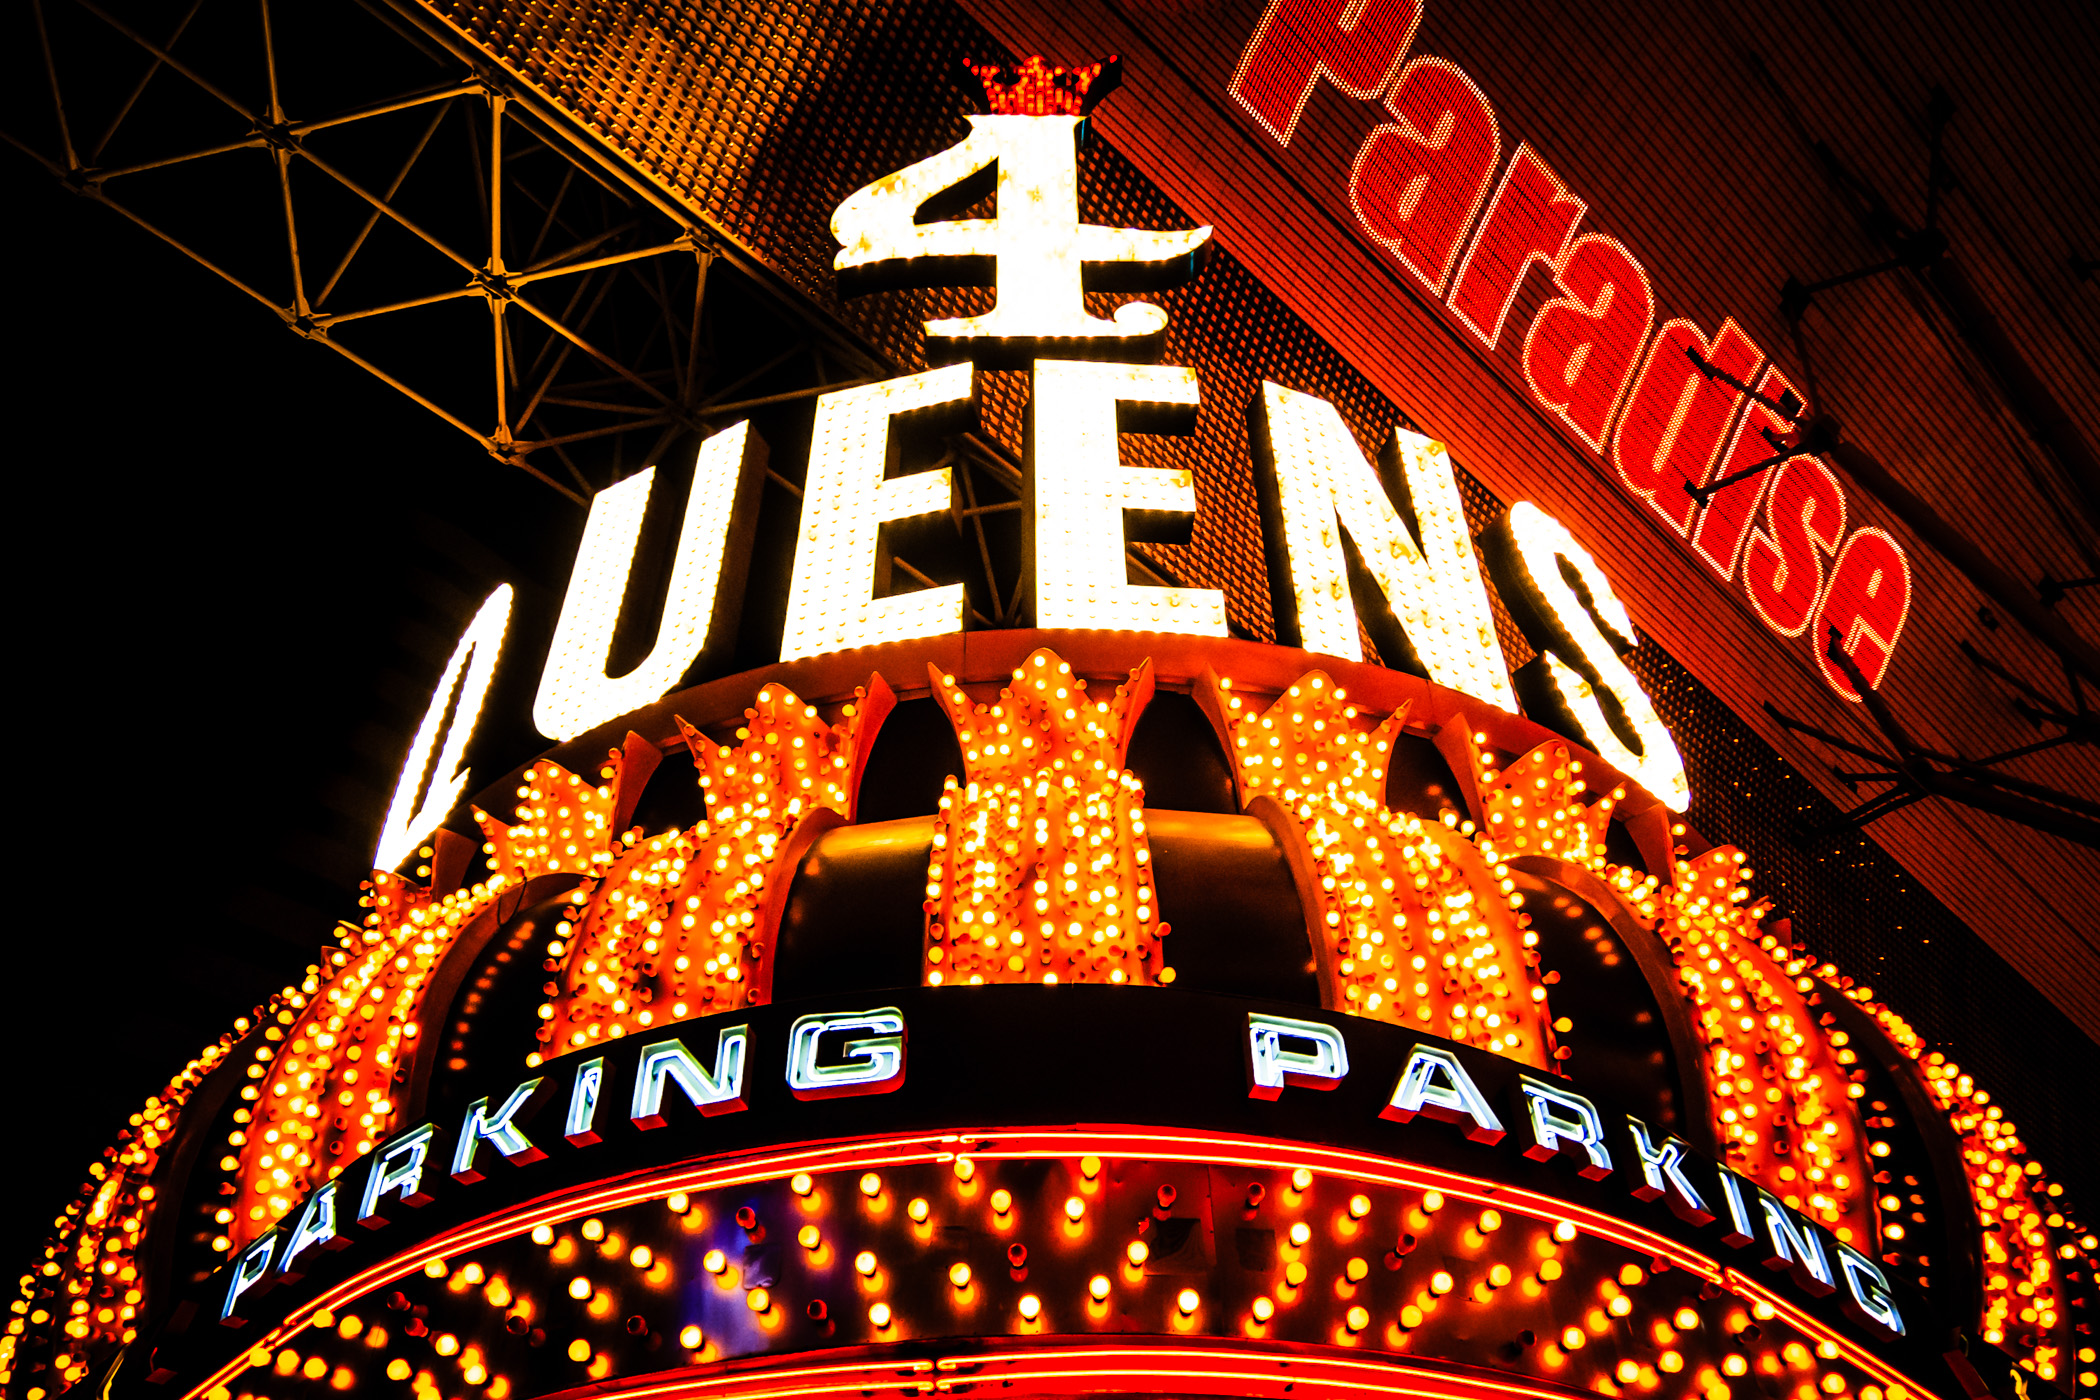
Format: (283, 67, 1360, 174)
(377, 54, 1698, 868)
(1230, 1, 1913, 698)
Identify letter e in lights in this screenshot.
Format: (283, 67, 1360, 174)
(1382, 1045, 1505, 1142)
(1246, 1012, 1351, 1099)
(786, 1008, 908, 1100)
(1030, 359, 1226, 635)
(373, 584, 512, 872)
(780, 366, 973, 661)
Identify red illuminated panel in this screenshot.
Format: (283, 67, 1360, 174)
(1519, 233, 1655, 454)
(1228, 0, 1422, 145)
(1742, 459, 1846, 638)
(1689, 368, 1800, 583)
(1814, 530, 1912, 700)
(1446, 146, 1585, 351)
(1611, 319, 1763, 537)
(1347, 57, 1501, 297)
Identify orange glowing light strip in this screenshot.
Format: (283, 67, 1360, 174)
(176, 1127, 1939, 1400)
(513, 1343, 1601, 1400)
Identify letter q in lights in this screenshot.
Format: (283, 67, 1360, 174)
(534, 423, 764, 740)
(373, 584, 512, 872)
(1484, 502, 1689, 811)
(781, 365, 972, 661)
(1030, 359, 1227, 635)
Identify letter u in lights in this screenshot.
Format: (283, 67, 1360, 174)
(534, 422, 767, 741)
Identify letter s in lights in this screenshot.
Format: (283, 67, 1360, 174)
(787, 1008, 908, 1100)
(1483, 503, 1689, 810)
(373, 584, 511, 873)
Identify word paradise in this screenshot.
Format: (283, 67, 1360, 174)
(1230, 0, 1911, 698)
(379, 53, 1693, 871)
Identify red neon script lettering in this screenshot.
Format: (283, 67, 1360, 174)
(1230, 0, 1423, 145)
(1348, 57, 1500, 296)
(1520, 233, 1654, 454)
(1447, 145, 1585, 351)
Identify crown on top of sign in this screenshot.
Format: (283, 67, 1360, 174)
(965, 55, 1121, 116)
(830, 55, 1212, 362)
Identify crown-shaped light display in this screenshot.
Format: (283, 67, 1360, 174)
(964, 54, 1122, 116)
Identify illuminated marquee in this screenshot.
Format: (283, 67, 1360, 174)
(13, 45, 2092, 1400)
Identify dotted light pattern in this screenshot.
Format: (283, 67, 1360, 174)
(1031, 359, 1228, 636)
(921, 649, 1166, 987)
(1, 1035, 237, 1392)
(1842, 993, 2085, 1380)
(538, 683, 889, 1051)
(1255, 382, 1517, 710)
(1207, 671, 1552, 1067)
(174, 1159, 1921, 1400)
(1462, 737, 1620, 870)
(778, 366, 968, 663)
(224, 868, 518, 1250)
(1653, 851, 1873, 1249)
(532, 425, 755, 742)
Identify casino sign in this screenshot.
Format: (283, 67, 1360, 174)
(7, 51, 2092, 1400)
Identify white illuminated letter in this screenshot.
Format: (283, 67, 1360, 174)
(1518, 1075, 1613, 1178)
(1837, 1242, 1905, 1334)
(1756, 1189, 1837, 1295)
(278, 1182, 342, 1281)
(786, 1008, 908, 1100)
(1716, 1168, 1758, 1246)
(357, 1123, 438, 1227)
(631, 1026, 750, 1126)
(1252, 383, 1517, 706)
(219, 1234, 277, 1326)
(534, 423, 761, 740)
(373, 584, 512, 872)
(1626, 1117, 1713, 1223)
(1489, 501, 1690, 809)
(1246, 1013, 1351, 1099)
(564, 1057, 604, 1146)
(831, 115, 1210, 353)
(450, 1076, 546, 1182)
(1381, 1045, 1505, 1142)
(1031, 359, 1227, 634)
(780, 366, 972, 661)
